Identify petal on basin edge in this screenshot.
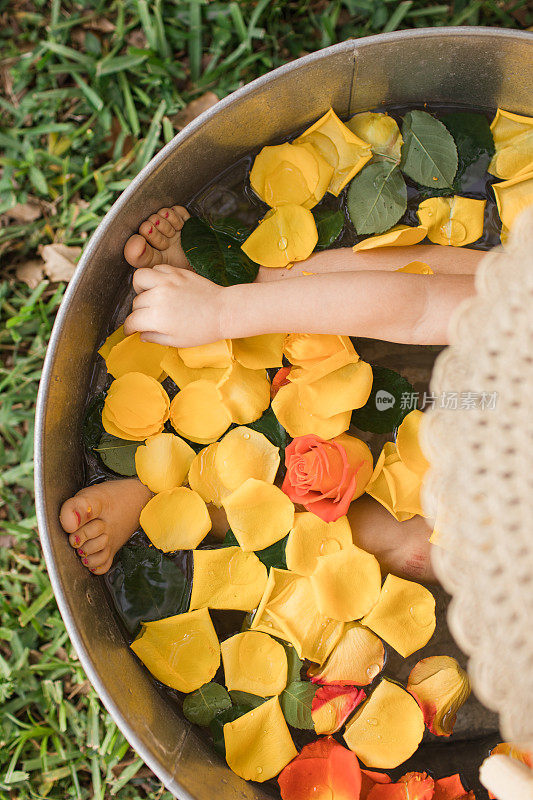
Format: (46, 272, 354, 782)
(214, 426, 280, 491)
(310, 545, 382, 622)
(98, 324, 126, 359)
(353, 224, 428, 252)
(232, 333, 286, 369)
(189, 546, 268, 612)
(135, 432, 195, 493)
(221, 631, 288, 696)
(308, 622, 385, 687)
(241, 205, 318, 268)
(169, 379, 232, 444)
(222, 478, 294, 551)
(285, 512, 353, 576)
(489, 108, 533, 180)
(178, 339, 233, 369)
(104, 331, 168, 381)
(139, 486, 211, 551)
(130, 608, 220, 693)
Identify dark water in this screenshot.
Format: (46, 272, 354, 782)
(82, 102, 502, 797)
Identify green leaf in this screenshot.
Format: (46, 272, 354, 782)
(313, 207, 345, 249)
(400, 110, 458, 188)
(93, 432, 141, 476)
(106, 545, 190, 636)
(221, 529, 239, 547)
(279, 681, 317, 730)
(229, 691, 266, 709)
(255, 535, 288, 570)
(210, 216, 252, 243)
(247, 407, 287, 456)
(346, 162, 407, 235)
(350, 366, 415, 434)
(181, 217, 259, 286)
(82, 393, 105, 449)
(183, 683, 232, 727)
(283, 645, 303, 685)
(441, 111, 494, 191)
(210, 705, 252, 756)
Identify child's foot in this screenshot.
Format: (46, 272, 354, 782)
(124, 205, 191, 270)
(59, 478, 153, 575)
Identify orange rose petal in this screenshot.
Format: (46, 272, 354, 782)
(311, 545, 382, 622)
(286, 512, 353, 576)
(103, 373, 169, 440)
(396, 261, 434, 275)
(396, 409, 430, 476)
(309, 622, 385, 686)
(407, 655, 471, 737)
(271, 366, 292, 398)
(343, 678, 425, 769)
(190, 546, 267, 611)
(160, 348, 229, 388)
(361, 769, 392, 799)
(98, 325, 126, 359)
(490, 742, 533, 769)
(169, 380, 232, 444)
(135, 432, 195, 493)
(217, 362, 271, 425)
(311, 685, 366, 734)
(241, 205, 318, 268)
(278, 736, 362, 800)
(215, 426, 280, 490)
(130, 608, 219, 692)
(433, 774, 470, 800)
(232, 333, 286, 369)
(188, 443, 228, 508)
(224, 696, 297, 782)
(223, 478, 294, 551)
(361, 574, 436, 658)
(221, 630, 288, 696)
(105, 331, 168, 381)
(178, 339, 233, 369)
(139, 487, 211, 551)
(353, 225, 428, 252)
(367, 773, 434, 800)
(298, 359, 373, 417)
(272, 380, 351, 439)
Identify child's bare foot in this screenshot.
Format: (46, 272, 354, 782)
(124, 205, 191, 270)
(59, 478, 153, 575)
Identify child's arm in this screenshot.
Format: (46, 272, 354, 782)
(125, 261, 475, 347)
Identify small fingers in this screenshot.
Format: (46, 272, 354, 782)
(132, 267, 164, 294)
(123, 308, 158, 336)
(139, 331, 178, 346)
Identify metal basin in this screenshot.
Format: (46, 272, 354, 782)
(35, 28, 533, 800)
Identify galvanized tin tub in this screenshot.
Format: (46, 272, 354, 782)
(35, 27, 533, 800)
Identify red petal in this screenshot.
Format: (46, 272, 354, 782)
(271, 367, 291, 398)
(278, 737, 361, 800)
(433, 775, 471, 800)
(361, 769, 392, 799)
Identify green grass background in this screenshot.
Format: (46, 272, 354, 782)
(0, 1, 531, 797)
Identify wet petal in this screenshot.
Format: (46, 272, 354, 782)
(396, 261, 434, 274)
(103, 372, 169, 440)
(271, 366, 292, 398)
(299, 142, 335, 208)
(367, 773, 434, 799)
(360, 769, 392, 799)
(130, 608, 219, 692)
(365, 442, 423, 521)
(178, 339, 232, 369)
(286, 512, 353, 576)
(250, 142, 320, 206)
(346, 112, 403, 162)
(222, 631, 288, 696)
(215, 426, 280, 490)
(361, 574, 436, 658)
(396, 409, 430, 476)
(223, 478, 294, 551)
(188, 443, 229, 508)
(433, 774, 470, 800)
(98, 325, 126, 359)
(135, 432, 195, 493)
(139, 486, 211, 551)
(169, 379, 232, 444)
(334, 433, 375, 500)
(278, 737, 362, 800)
(242, 205, 318, 268)
(224, 696, 297, 782)
(310, 545, 382, 622)
(407, 655, 470, 737)
(489, 108, 533, 180)
(312, 685, 366, 734)
(160, 348, 229, 389)
(272, 380, 351, 439)
(104, 331, 168, 381)
(343, 678, 425, 769)
(217, 361, 271, 424)
(417, 196, 486, 247)
(190, 546, 267, 612)
(309, 622, 385, 687)
(493, 167, 533, 231)
(353, 224, 428, 252)
(297, 359, 373, 417)
(232, 333, 286, 369)
(295, 108, 372, 195)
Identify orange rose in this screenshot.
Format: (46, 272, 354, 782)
(281, 433, 373, 522)
(278, 737, 361, 800)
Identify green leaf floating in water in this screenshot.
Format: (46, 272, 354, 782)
(400, 110, 458, 189)
(183, 682, 232, 727)
(313, 206, 345, 249)
(210, 216, 252, 243)
(106, 545, 190, 636)
(83, 392, 105, 449)
(229, 690, 267, 709)
(247, 407, 287, 458)
(181, 217, 258, 286)
(255, 535, 288, 571)
(350, 366, 416, 434)
(94, 431, 141, 476)
(279, 680, 317, 730)
(210, 705, 253, 756)
(347, 162, 407, 235)
(441, 111, 494, 191)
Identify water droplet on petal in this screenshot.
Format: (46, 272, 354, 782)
(367, 717, 378, 726)
(366, 664, 380, 680)
(319, 538, 341, 556)
(256, 766, 263, 775)
(278, 236, 288, 250)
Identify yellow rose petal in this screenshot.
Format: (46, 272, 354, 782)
(224, 696, 297, 782)
(217, 361, 271, 425)
(284, 333, 357, 380)
(215, 427, 280, 491)
(221, 631, 288, 696)
(101, 407, 146, 441)
(103, 373, 169, 441)
(417, 196, 486, 246)
(135, 432, 195, 493)
(178, 339, 233, 369)
(272, 380, 351, 439)
(309, 622, 385, 686)
(396, 409, 430, 476)
(169, 380, 232, 444)
(139, 487, 211, 551)
(223, 478, 294, 551)
(334, 432, 375, 500)
(188, 443, 229, 508)
(353, 224, 428, 252)
(297, 359, 373, 417)
(310, 545, 382, 622)
(489, 108, 533, 180)
(407, 655, 471, 737)
(365, 442, 423, 521)
(130, 608, 220, 693)
(251, 568, 343, 662)
(343, 678, 425, 768)
(189, 546, 268, 611)
(295, 108, 372, 195)
(161, 348, 229, 389)
(346, 112, 403, 162)
(493, 167, 533, 231)
(361, 574, 436, 658)
(232, 333, 286, 369)
(298, 142, 335, 209)
(286, 512, 353, 576)
(105, 332, 168, 381)
(98, 325, 126, 359)
(241, 205, 318, 269)
(250, 142, 320, 207)
(396, 261, 434, 274)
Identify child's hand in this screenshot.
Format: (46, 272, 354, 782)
(123, 264, 225, 347)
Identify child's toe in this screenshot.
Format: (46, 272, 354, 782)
(148, 213, 174, 238)
(139, 219, 168, 250)
(90, 557, 114, 575)
(158, 207, 181, 230)
(124, 234, 159, 269)
(77, 532, 109, 557)
(60, 494, 101, 535)
(171, 206, 190, 229)
(84, 547, 111, 569)
(68, 518, 104, 548)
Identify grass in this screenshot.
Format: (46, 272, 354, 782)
(0, 1, 530, 797)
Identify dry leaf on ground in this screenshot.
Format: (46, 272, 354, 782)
(4, 202, 42, 223)
(15, 260, 44, 288)
(39, 243, 82, 282)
